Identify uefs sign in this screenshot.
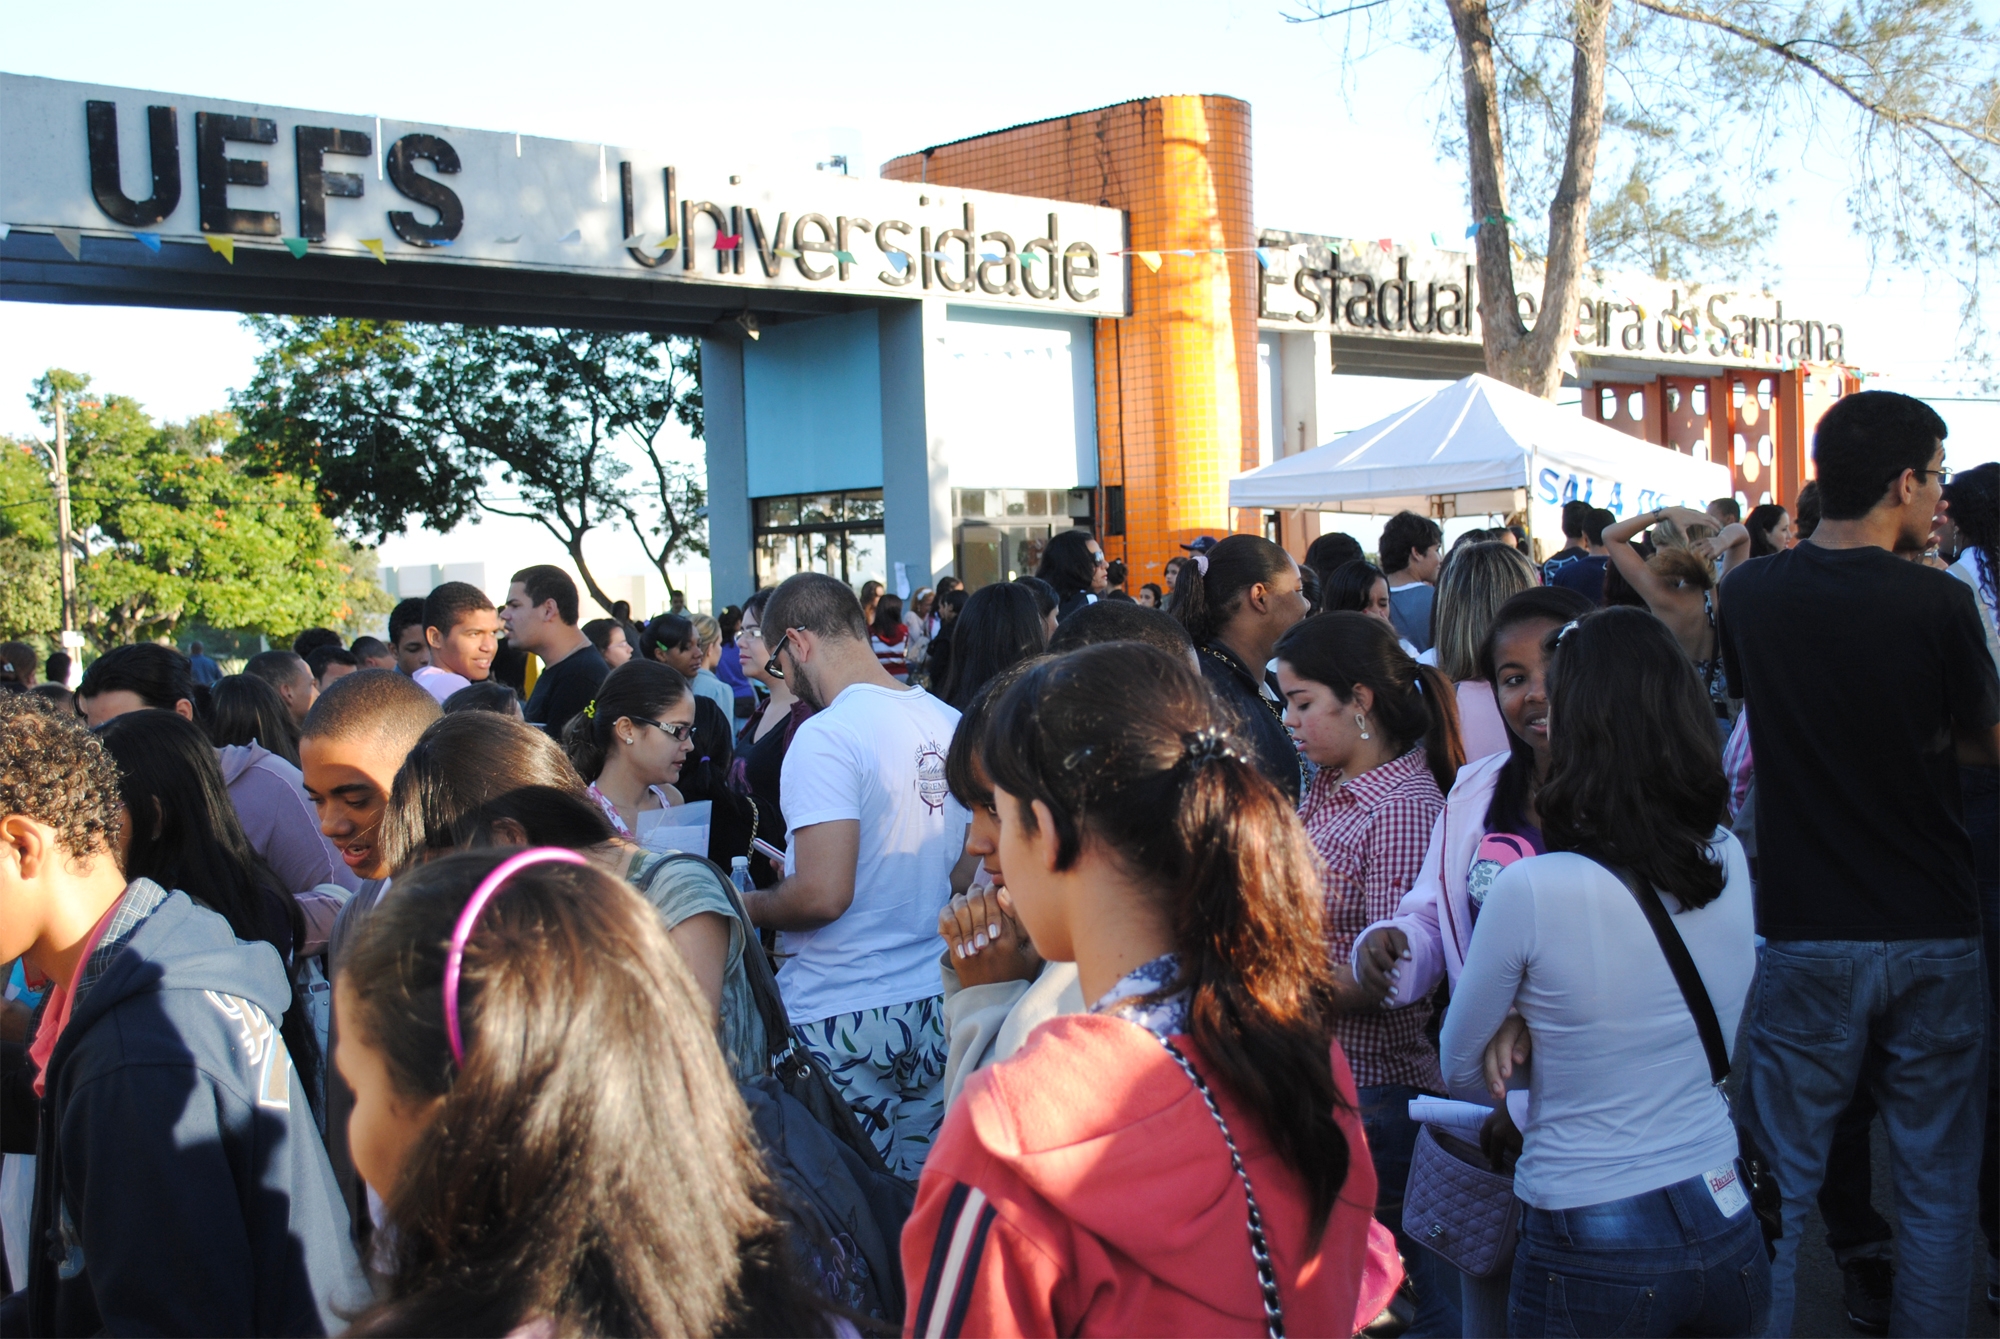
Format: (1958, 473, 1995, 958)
(0, 74, 1128, 318)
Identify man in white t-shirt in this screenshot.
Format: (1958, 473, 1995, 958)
(743, 573, 970, 1178)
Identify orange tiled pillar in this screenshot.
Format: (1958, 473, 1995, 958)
(881, 97, 1260, 586)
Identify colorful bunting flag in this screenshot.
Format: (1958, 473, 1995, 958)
(651, 234, 681, 250)
(0, 224, 10, 241)
(621, 234, 647, 248)
(557, 230, 581, 244)
(496, 235, 522, 244)
(1465, 224, 1479, 238)
(133, 232, 162, 252)
(776, 247, 800, 259)
(834, 249, 858, 264)
(714, 234, 741, 250)
(1134, 250, 1162, 272)
(1176, 249, 1197, 257)
(1254, 248, 1272, 269)
(283, 237, 309, 259)
(205, 235, 235, 263)
(359, 238, 386, 263)
(1430, 232, 1440, 246)
(979, 250, 1004, 263)
(1377, 238, 1393, 253)
(52, 227, 82, 260)
(885, 252, 909, 273)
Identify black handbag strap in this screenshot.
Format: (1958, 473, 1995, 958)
(1592, 859, 1730, 1087)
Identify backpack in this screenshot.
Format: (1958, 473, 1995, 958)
(635, 852, 918, 1323)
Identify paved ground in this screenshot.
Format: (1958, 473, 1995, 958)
(1788, 1120, 1997, 1338)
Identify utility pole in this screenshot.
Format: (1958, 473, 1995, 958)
(51, 394, 77, 644)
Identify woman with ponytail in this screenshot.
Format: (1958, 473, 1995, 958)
(560, 659, 695, 837)
(1165, 533, 1311, 802)
(1271, 611, 1464, 1336)
(902, 642, 1394, 1337)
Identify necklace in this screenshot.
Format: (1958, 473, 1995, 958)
(1202, 645, 1285, 722)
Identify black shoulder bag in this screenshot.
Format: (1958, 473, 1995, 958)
(1596, 859, 1782, 1259)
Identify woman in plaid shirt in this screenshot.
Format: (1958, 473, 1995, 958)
(1274, 611, 1466, 1337)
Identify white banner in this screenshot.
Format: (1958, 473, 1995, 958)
(0, 74, 1128, 319)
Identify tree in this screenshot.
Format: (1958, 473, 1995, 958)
(1, 372, 390, 648)
(1291, 0, 1998, 394)
(233, 318, 708, 607)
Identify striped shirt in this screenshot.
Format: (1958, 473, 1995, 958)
(1300, 747, 1446, 1091)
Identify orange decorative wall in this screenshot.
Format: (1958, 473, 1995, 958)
(882, 96, 1260, 585)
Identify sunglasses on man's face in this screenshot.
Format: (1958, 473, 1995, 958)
(764, 630, 793, 680)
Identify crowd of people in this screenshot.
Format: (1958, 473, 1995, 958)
(0, 387, 1994, 1338)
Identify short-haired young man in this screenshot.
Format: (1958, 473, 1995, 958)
(413, 581, 502, 705)
(348, 635, 395, 671)
(1046, 599, 1198, 667)
(1719, 391, 2000, 1336)
(1302, 531, 1364, 609)
(1541, 499, 1593, 582)
(1548, 507, 1615, 604)
(0, 694, 362, 1334)
(73, 643, 198, 726)
(741, 573, 969, 1178)
(297, 669, 442, 1249)
(290, 626, 343, 660)
(386, 597, 430, 675)
(1378, 510, 1444, 652)
(1707, 495, 1743, 528)
(499, 564, 608, 732)
(307, 644, 359, 692)
(244, 649, 318, 728)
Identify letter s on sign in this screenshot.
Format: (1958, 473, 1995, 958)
(1536, 467, 1561, 505)
(385, 134, 463, 247)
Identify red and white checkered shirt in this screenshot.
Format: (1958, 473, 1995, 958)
(1300, 746, 1447, 1091)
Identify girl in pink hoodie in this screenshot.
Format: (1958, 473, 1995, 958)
(902, 643, 1394, 1338)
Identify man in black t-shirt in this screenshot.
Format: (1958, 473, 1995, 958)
(1719, 391, 2000, 1338)
(500, 565, 610, 735)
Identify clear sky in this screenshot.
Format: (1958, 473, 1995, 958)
(2, 0, 1991, 597)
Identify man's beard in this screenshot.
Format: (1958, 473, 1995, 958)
(791, 661, 825, 711)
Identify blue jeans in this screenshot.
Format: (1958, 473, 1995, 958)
(1743, 937, 1988, 1336)
(1359, 1083, 1465, 1338)
(1508, 1168, 1771, 1337)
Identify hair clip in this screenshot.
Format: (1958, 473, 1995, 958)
(1179, 727, 1239, 769)
(583, 700, 597, 719)
(1554, 618, 1584, 646)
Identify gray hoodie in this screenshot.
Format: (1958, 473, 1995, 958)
(215, 743, 357, 895)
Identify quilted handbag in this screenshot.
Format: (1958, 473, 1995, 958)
(1403, 1123, 1521, 1279)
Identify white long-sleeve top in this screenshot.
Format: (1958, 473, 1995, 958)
(1438, 833, 1756, 1210)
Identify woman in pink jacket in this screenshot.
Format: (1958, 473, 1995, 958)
(1350, 585, 1590, 1336)
(902, 642, 1396, 1337)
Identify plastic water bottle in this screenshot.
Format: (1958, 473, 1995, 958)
(730, 855, 753, 896)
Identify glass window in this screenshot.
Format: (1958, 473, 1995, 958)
(750, 489, 886, 591)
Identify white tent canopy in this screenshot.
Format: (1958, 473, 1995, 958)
(1229, 373, 1732, 523)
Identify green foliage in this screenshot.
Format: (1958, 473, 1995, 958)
(232, 318, 707, 605)
(0, 536, 61, 637)
(1299, 0, 1999, 380)
(1, 370, 391, 647)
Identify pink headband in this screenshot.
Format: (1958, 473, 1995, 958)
(443, 847, 587, 1067)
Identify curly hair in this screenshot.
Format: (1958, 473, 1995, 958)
(0, 692, 124, 860)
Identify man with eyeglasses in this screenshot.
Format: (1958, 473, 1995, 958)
(1718, 391, 1999, 1337)
(738, 573, 970, 1180)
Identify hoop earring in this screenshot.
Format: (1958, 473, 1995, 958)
(1356, 713, 1371, 740)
